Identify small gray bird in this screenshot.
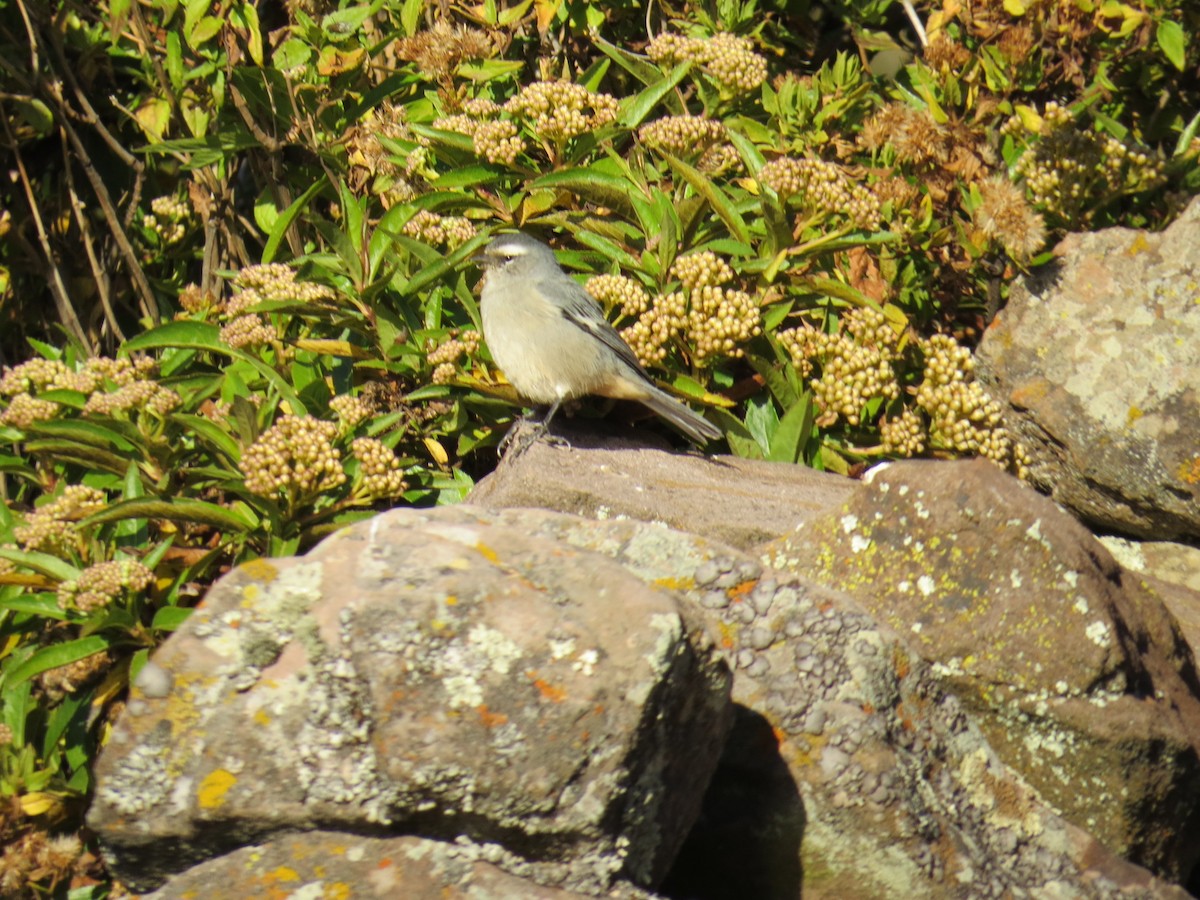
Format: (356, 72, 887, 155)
(475, 232, 722, 446)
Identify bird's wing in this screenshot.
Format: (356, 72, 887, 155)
(548, 277, 654, 379)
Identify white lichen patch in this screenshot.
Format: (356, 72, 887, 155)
(467, 624, 523, 675)
(549, 637, 577, 660)
(1073, 597, 1089, 615)
(573, 649, 599, 676)
(850, 534, 872, 553)
(286, 883, 326, 900)
(443, 672, 484, 709)
(916, 576, 935, 597)
(1010, 569, 1023, 589)
(840, 514, 859, 534)
(1085, 620, 1112, 648)
(1063, 570, 1079, 588)
(646, 613, 683, 676)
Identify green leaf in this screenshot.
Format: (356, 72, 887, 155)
(24, 419, 138, 453)
(0, 548, 82, 582)
(619, 62, 690, 128)
(170, 413, 242, 460)
(0, 594, 70, 621)
(321, 0, 383, 38)
(662, 154, 750, 243)
(81, 498, 256, 533)
(121, 322, 307, 414)
(530, 168, 641, 215)
(593, 34, 666, 86)
(262, 177, 327, 263)
(2, 637, 112, 691)
(152, 606, 194, 632)
(1157, 19, 1186, 71)
(767, 393, 814, 464)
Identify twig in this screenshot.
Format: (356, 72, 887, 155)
(60, 130, 127, 344)
(1, 111, 93, 351)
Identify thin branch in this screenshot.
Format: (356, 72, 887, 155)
(1, 110, 93, 351)
(61, 129, 127, 344)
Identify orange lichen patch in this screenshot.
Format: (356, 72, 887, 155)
(326, 884, 352, 900)
(254, 709, 271, 727)
(477, 704, 509, 727)
(772, 725, 787, 746)
(727, 579, 757, 602)
(1178, 455, 1200, 485)
(239, 558, 279, 582)
(268, 866, 300, 882)
(475, 542, 499, 563)
(527, 671, 567, 702)
(197, 768, 238, 809)
(378, 857, 395, 869)
(1124, 233, 1151, 255)
(444, 594, 458, 605)
(716, 620, 736, 650)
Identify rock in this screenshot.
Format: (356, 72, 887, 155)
(143, 833, 650, 899)
(467, 423, 855, 550)
(765, 458, 1200, 882)
(1100, 537, 1200, 663)
(89, 506, 732, 894)
(473, 508, 1192, 898)
(976, 196, 1200, 541)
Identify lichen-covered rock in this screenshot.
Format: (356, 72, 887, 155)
(977, 196, 1200, 540)
(143, 832, 654, 899)
(766, 458, 1200, 883)
(499, 509, 1189, 898)
(88, 506, 733, 893)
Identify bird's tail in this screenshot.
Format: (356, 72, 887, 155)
(639, 385, 723, 445)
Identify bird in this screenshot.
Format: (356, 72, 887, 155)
(474, 231, 722, 448)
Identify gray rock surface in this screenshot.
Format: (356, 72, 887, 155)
(765, 458, 1200, 882)
(977, 196, 1200, 540)
(89, 506, 732, 894)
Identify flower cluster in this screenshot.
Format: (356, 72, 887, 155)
(223, 263, 336, 316)
(219, 313, 279, 349)
(972, 176, 1046, 261)
(13, 485, 106, 553)
(39, 650, 112, 701)
(0, 832, 90, 898)
(880, 407, 926, 457)
(241, 415, 346, 500)
(142, 194, 193, 245)
(1004, 101, 1166, 222)
(402, 209, 476, 248)
(351, 437, 406, 498)
(329, 393, 373, 428)
(759, 157, 881, 231)
(586, 274, 650, 318)
(0, 354, 176, 427)
(57, 559, 154, 613)
(82, 379, 180, 417)
(432, 112, 526, 166)
(859, 103, 954, 167)
(779, 307, 901, 427)
(621, 251, 760, 368)
(647, 32, 767, 94)
(427, 329, 481, 384)
(393, 19, 497, 82)
(639, 115, 726, 158)
(915, 334, 1014, 465)
(504, 81, 619, 143)
(345, 103, 423, 207)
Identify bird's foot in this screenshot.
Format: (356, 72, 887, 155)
(499, 418, 570, 460)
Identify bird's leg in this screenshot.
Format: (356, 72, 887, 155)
(498, 402, 569, 459)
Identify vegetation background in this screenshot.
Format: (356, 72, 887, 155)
(0, 0, 1196, 893)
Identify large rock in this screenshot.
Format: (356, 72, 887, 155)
(766, 458, 1200, 882)
(496, 507, 1192, 899)
(89, 506, 732, 894)
(976, 197, 1200, 540)
(467, 422, 855, 550)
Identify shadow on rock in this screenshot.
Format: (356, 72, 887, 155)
(660, 705, 804, 900)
